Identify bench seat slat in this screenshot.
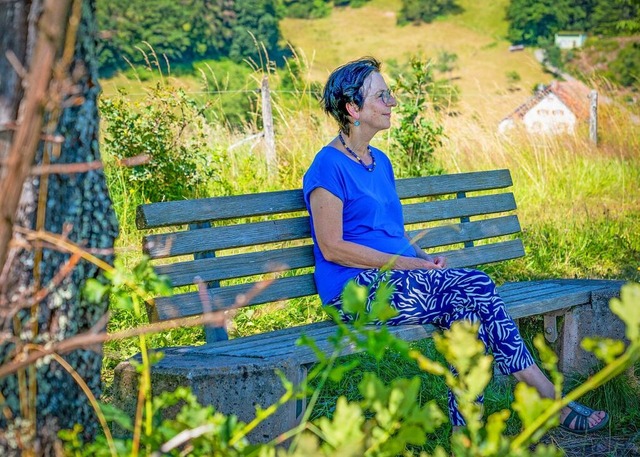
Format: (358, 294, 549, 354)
(188, 282, 608, 356)
(137, 170, 514, 229)
(182, 279, 621, 363)
(502, 279, 626, 318)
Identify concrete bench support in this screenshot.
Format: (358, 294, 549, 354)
(555, 286, 626, 375)
(113, 347, 307, 442)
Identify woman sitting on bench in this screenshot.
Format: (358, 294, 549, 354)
(302, 56, 608, 434)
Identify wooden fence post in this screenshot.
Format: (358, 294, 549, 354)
(589, 90, 598, 146)
(261, 75, 277, 178)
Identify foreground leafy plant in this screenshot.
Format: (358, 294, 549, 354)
(61, 277, 640, 456)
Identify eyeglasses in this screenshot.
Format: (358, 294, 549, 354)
(375, 89, 395, 105)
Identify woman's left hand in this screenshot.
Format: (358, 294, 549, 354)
(433, 256, 447, 268)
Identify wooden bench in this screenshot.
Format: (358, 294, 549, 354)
(113, 169, 624, 442)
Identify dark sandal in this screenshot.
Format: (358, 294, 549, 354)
(559, 401, 609, 435)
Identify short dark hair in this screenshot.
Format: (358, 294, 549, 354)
(321, 56, 381, 135)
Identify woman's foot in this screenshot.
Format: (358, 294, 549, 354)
(513, 364, 609, 433)
(559, 401, 609, 434)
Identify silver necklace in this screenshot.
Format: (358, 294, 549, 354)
(338, 132, 376, 172)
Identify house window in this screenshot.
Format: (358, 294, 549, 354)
(537, 109, 549, 116)
(552, 109, 564, 116)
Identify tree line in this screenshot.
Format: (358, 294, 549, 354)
(506, 0, 640, 45)
(96, 0, 370, 74)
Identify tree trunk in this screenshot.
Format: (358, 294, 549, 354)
(0, 1, 118, 455)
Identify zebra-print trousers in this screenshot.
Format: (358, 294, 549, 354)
(327, 267, 535, 426)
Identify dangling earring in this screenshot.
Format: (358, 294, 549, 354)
(354, 120, 360, 127)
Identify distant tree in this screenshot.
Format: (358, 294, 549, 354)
(589, 0, 640, 35)
(283, 0, 332, 18)
(97, 0, 232, 71)
(607, 42, 640, 87)
(96, 0, 287, 73)
(229, 0, 283, 63)
(506, 0, 640, 44)
(506, 0, 584, 45)
(397, 0, 463, 25)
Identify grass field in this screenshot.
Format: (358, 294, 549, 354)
(280, 0, 551, 125)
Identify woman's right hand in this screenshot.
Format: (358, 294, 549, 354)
(394, 256, 445, 270)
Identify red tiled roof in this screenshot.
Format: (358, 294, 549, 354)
(503, 80, 591, 121)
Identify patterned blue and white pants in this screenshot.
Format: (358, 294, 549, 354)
(327, 267, 535, 426)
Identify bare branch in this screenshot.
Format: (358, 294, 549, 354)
(0, 278, 274, 379)
(0, 0, 74, 272)
(152, 424, 216, 456)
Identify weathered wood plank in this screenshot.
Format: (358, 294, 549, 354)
(441, 240, 525, 268)
(136, 189, 306, 229)
(402, 193, 516, 223)
(157, 216, 521, 287)
(186, 279, 623, 363)
(396, 169, 513, 199)
(157, 245, 315, 287)
(407, 215, 521, 249)
(153, 240, 525, 320)
(154, 274, 319, 320)
(143, 217, 312, 259)
(143, 193, 517, 259)
(137, 170, 513, 229)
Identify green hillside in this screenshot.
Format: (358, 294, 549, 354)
(280, 0, 551, 126)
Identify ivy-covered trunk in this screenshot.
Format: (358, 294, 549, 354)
(0, 1, 118, 455)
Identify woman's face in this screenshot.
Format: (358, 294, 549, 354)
(353, 72, 397, 133)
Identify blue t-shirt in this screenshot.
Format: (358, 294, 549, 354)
(303, 146, 418, 304)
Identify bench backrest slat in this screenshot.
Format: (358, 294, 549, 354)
(153, 274, 318, 320)
(137, 169, 513, 229)
(143, 193, 516, 259)
(408, 215, 521, 249)
(395, 169, 513, 199)
(143, 217, 311, 259)
(156, 215, 521, 288)
(155, 245, 315, 287)
(402, 193, 516, 224)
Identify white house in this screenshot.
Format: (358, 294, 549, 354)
(554, 32, 587, 49)
(498, 80, 590, 135)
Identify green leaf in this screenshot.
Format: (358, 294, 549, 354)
(581, 337, 626, 363)
(609, 282, 640, 342)
(328, 359, 360, 382)
(99, 402, 133, 430)
(316, 397, 365, 451)
(341, 280, 368, 316)
(83, 278, 110, 303)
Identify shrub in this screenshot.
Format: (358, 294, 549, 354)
(100, 85, 219, 202)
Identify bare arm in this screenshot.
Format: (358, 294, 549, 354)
(309, 187, 440, 270)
